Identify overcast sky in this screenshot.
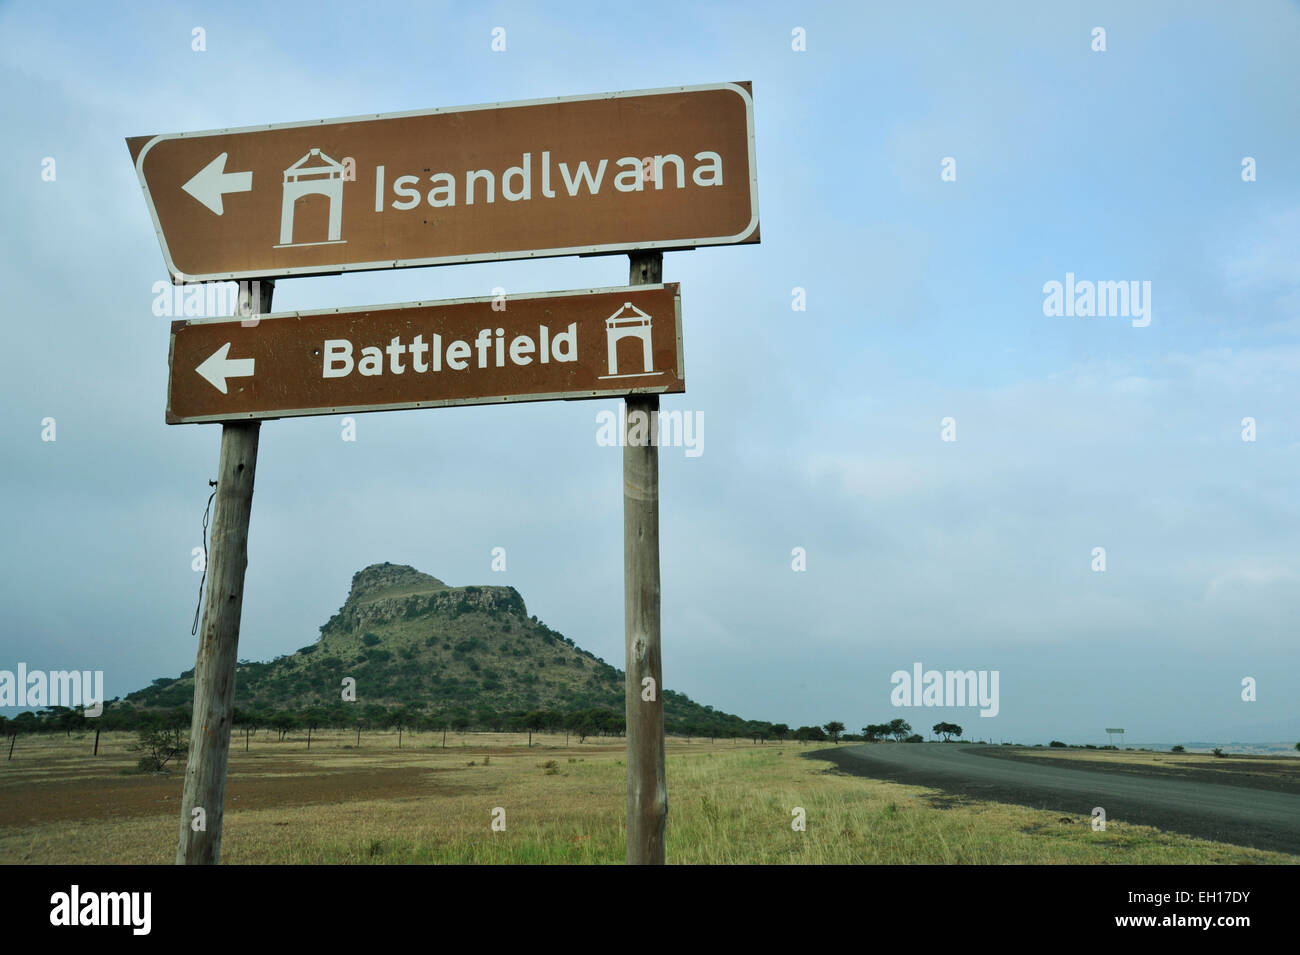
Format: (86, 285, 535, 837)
(2, 0, 1297, 745)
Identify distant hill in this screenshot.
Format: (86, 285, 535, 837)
(123, 563, 757, 736)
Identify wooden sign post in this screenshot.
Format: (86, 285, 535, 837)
(128, 82, 760, 867)
(176, 281, 270, 864)
(624, 251, 667, 864)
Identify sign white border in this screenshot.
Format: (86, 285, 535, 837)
(166, 284, 686, 423)
(134, 84, 759, 283)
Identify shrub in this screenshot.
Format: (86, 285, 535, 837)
(1171, 745, 1185, 753)
(362, 633, 381, 647)
(1049, 740, 1066, 748)
(131, 727, 187, 773)
(1212, 747, 1225, 758)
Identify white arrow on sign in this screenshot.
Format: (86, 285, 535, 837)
(181, 152, 253, 215)
(196, 342, 255, 394)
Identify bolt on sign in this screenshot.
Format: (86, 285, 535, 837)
(166, 284, 683, 424)
(127, 83, 759, 283)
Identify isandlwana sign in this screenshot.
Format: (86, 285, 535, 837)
(166, 284, 683, 423)
(127, 83, 758, 283)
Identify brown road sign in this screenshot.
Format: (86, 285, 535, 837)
(129, 84, 758, 283)
(166, 285, 684, 423)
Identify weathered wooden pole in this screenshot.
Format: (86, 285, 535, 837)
(624, 251, 667, 864)
(176, 280, 271, 865)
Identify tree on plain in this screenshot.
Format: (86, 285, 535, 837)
(387, 707, 416, 748)
(132, 725, 188, 773)
(303, 707, 327, 750)
(524, 711, 545, 748)
(932, 722, 963, 741)
(271, 712, 297, 742)
(48, 705, 82, 738)
(888, 718, 912, 742)
(233, 707, 258, 752)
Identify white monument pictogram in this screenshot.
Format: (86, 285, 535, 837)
(276, 148, 346, 248)
(599, 302, 664, 380)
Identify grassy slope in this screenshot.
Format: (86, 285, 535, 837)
(122, 564, 749, 733)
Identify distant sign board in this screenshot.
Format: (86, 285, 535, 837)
(128, 84, 759, 283)
(1105, 728, 1125, 734)
(166, 284, 683, 423)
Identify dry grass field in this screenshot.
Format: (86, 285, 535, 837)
(1, 731, 1294, 864)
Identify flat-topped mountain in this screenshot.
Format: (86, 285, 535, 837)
(123, 563, 753, 736)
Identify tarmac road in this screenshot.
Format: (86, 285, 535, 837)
(817, 743, 1300, 856)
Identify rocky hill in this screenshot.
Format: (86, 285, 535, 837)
(123, 563, 753, 736)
